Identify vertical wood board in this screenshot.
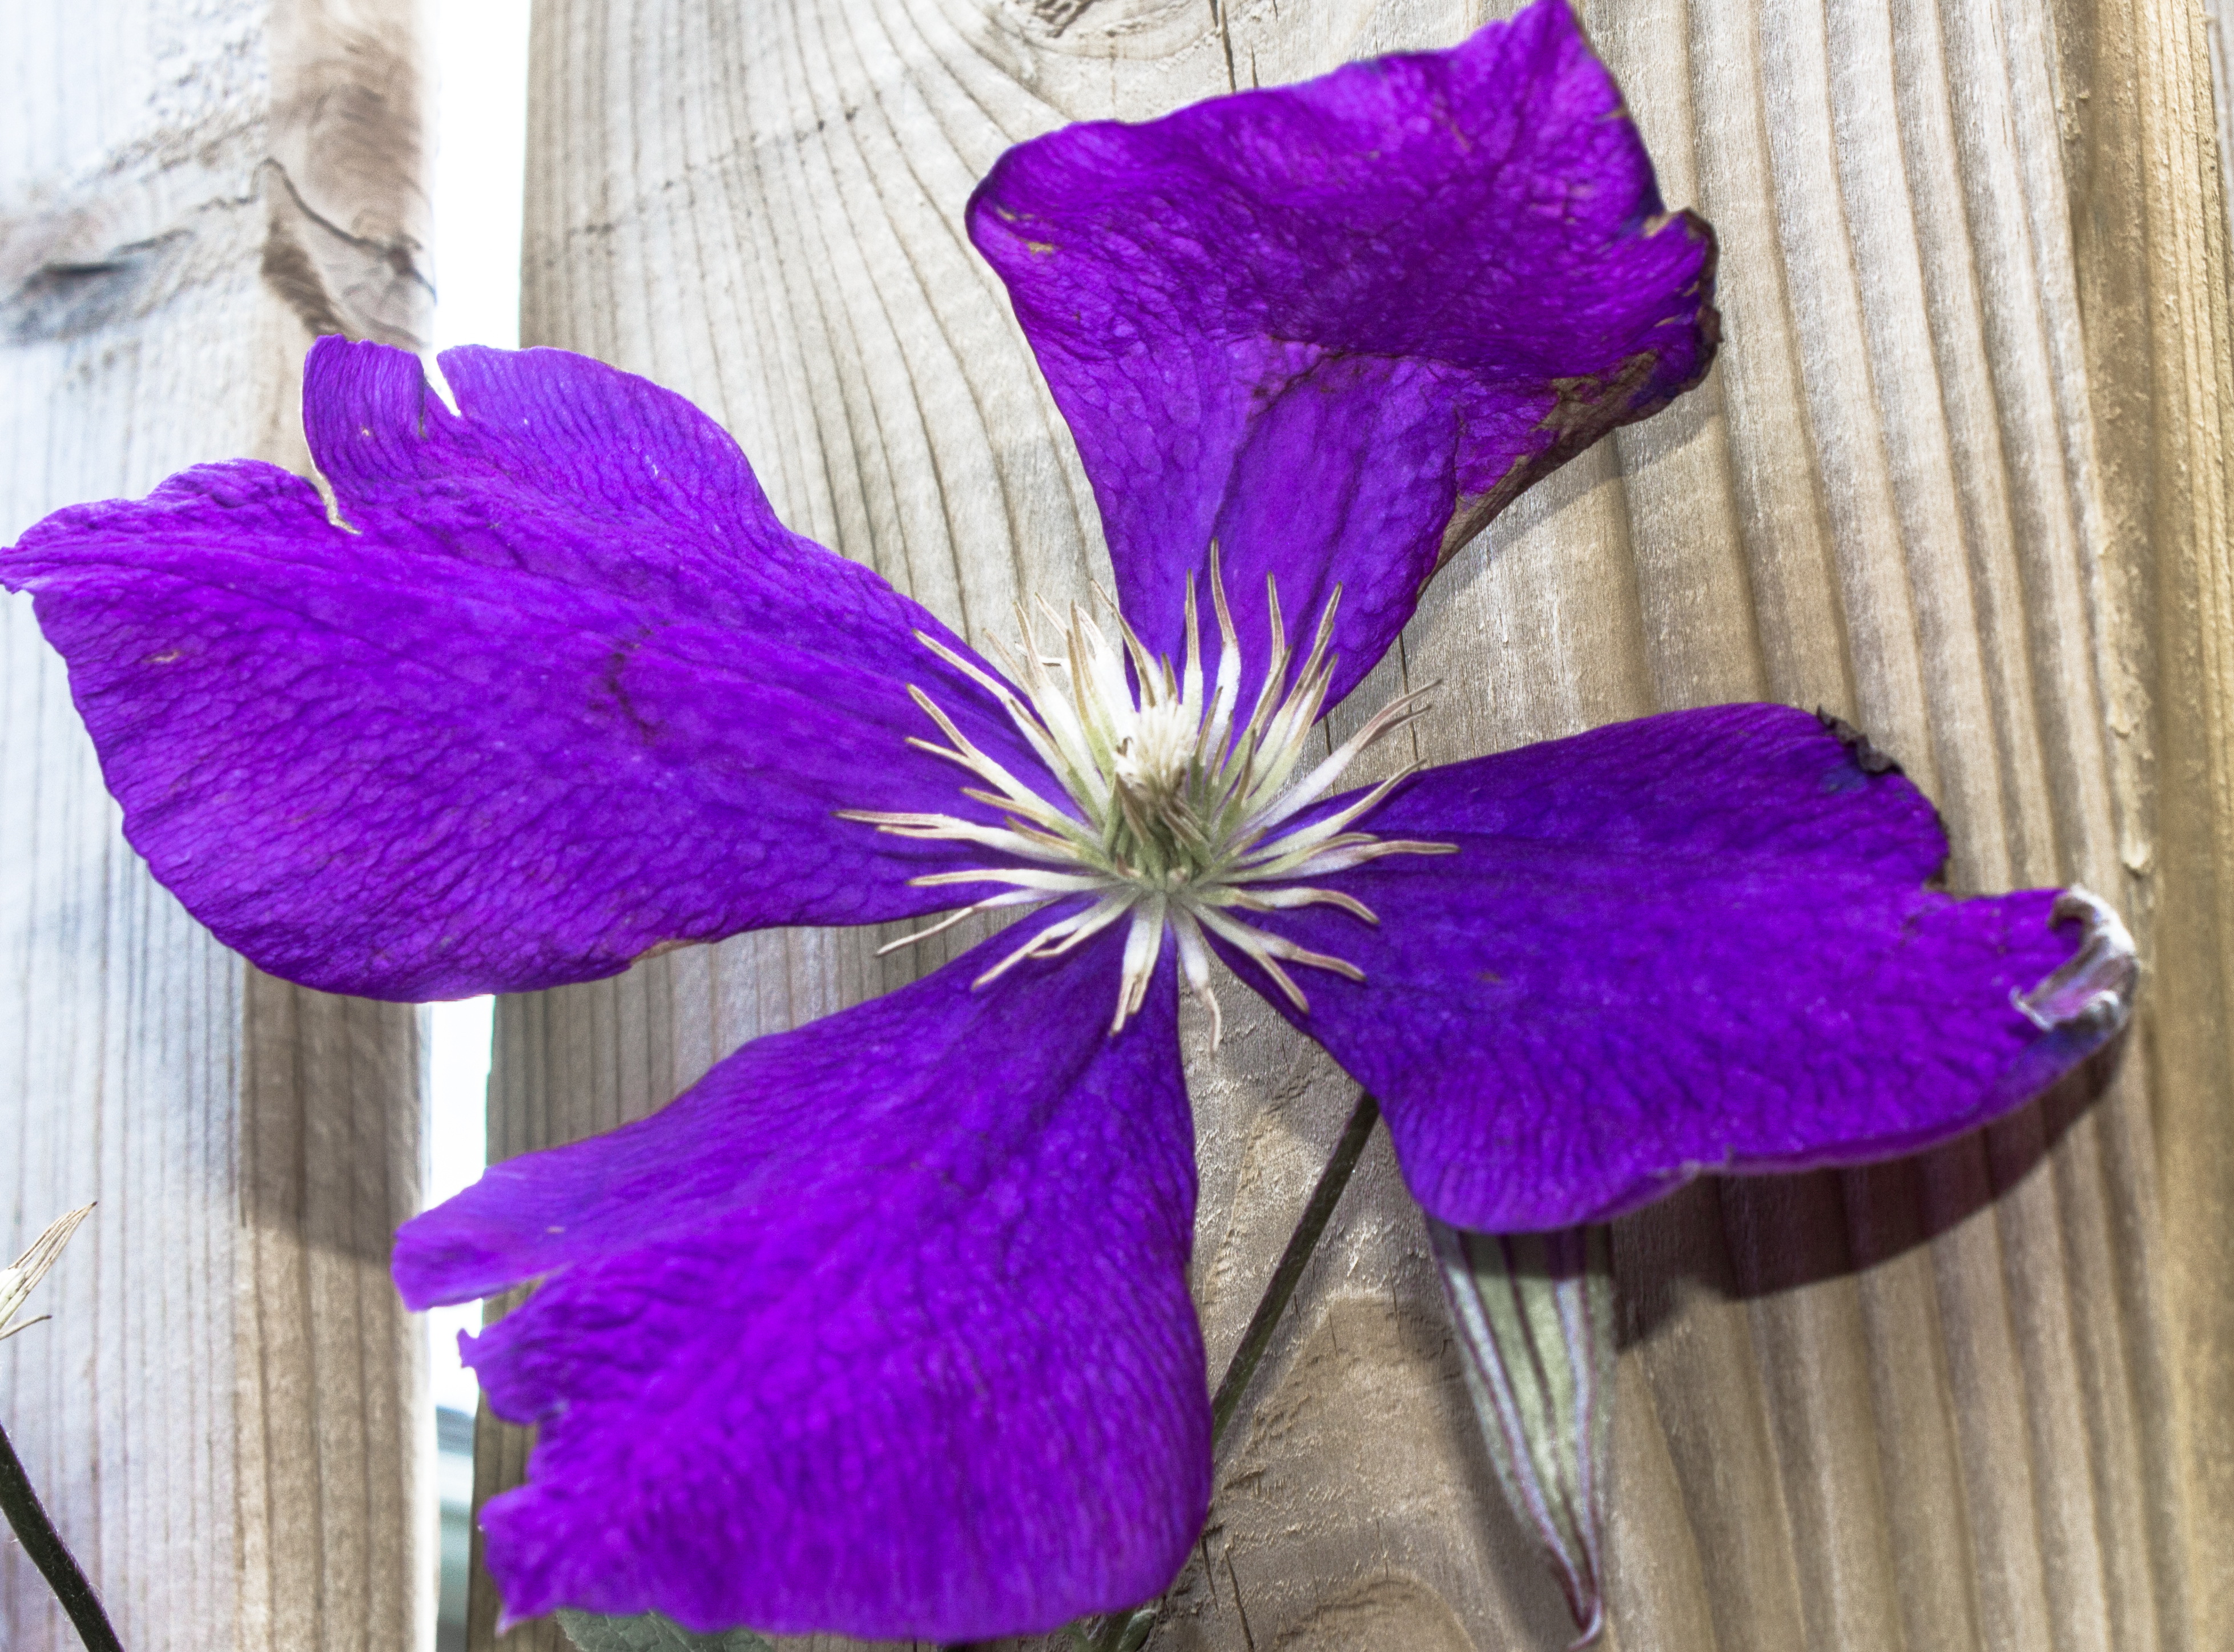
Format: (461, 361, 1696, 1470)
(0, 1, 433, 1646)
(473, 1, 2234, 1648)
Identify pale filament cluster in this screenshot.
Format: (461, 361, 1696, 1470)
(838, 554, 1455, 1041)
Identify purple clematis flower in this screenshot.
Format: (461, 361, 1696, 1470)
(0, 1, 2132, 1639)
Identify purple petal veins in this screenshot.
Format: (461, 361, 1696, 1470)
(0, 340, 1059, 999)
(1206, 704, 2134, 1231)
(969, 0, 1719, 712)
(395, 914, 1205, 1640)
(0, 0, 2135, 1641)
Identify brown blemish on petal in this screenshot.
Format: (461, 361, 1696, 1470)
(597, 640, 663, 742)
(1430, 349, 1661, 571)
(1814, 709, 1905, 777)
(1813, 708, 1954, 888)
(1431, 208, 1722, 575)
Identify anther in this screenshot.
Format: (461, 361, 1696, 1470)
(843, 554, 1452, 1034)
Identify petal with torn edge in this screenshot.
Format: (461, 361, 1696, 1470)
(1210, 704, 2133, 1231)
(394, 913, 1203, 1641)
(1, 339, 1054, 1000)
(968, 0, 1718, 711)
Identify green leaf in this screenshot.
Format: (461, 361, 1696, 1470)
(0, 1204, 92, 1341)
(554, 1609, 772, 1652)
(1430, 1222, 1615, 1647)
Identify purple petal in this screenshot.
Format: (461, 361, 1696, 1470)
(968, 0, 1717, 708)
(1211, 704, 2129, 1230)
(393, 914, 1204, 1640)
(0, 339, 1054, 1000)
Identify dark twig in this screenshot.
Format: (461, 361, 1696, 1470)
(1207, 1088, 1380, 1453)
(1088, 1089, 1383, 1652)
(0, 1413, 122, 1652)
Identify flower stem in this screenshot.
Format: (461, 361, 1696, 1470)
(1086, 1087, 1382, 1652)
(0, 1415, 122, 1652)
(1207, 1088, 1379, 1452)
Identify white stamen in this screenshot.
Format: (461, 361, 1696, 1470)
(1169, 909, 1224, 1049)
(871, 888, 1046, 956)
(848, 548, 1451, 1033)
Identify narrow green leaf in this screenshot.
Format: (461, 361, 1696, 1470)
(1430, 1222, 1615, 1646)
(1091, 1605, 1158, 1652)
(0, 1203, 92, 1341)
(554, 1609, 772, 1652)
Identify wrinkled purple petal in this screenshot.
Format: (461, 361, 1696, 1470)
(1, 339, 1053, 1000)
(394, 913, 1203, 1640)
(969, 0, 1717, 709)
(1211, 705, 2124, 1230)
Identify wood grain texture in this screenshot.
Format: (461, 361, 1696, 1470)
(0, 2, 431, 1647)
(472, 1, 2234, 1647)
(2059, 0, 2234, 1631)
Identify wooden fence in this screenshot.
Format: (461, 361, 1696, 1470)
(3, 1, 2231, 1649)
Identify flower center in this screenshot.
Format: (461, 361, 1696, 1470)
(838, 553, 1454, 1038)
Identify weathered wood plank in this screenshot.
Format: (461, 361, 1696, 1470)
(2062, 0, 2234, 1632)
(474, 1, 2231, 1648)
(0, 2, 431, 1646)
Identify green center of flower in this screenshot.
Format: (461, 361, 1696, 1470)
(839, 553, 1455, 1038)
